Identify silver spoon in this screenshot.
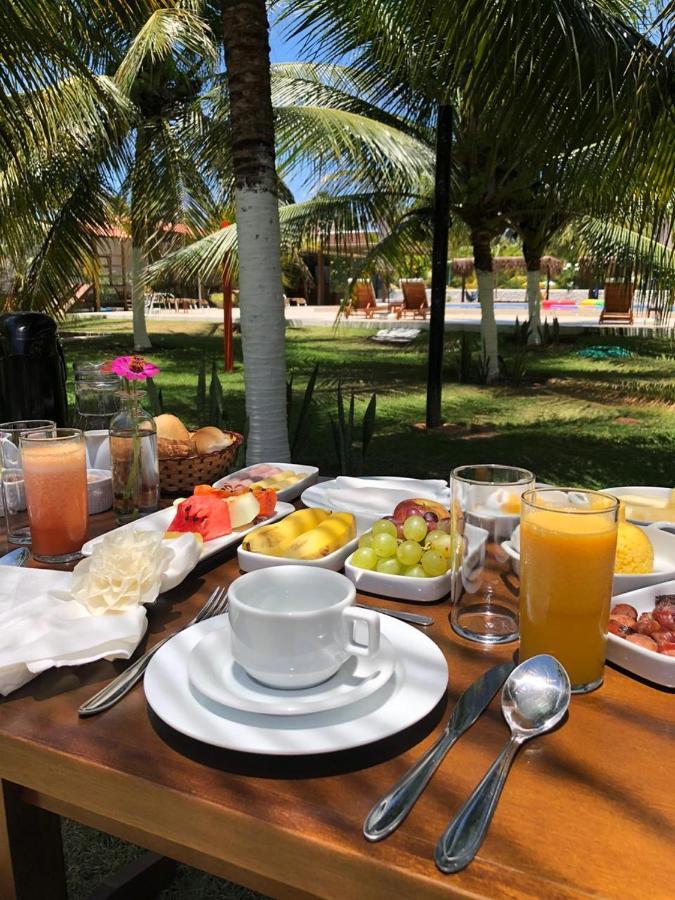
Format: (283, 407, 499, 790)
(434, 654, 571, 874)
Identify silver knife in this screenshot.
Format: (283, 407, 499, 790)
(356, 603, 433, 626)
(0, 547, 29, 566)
(363, 660, 515, 841)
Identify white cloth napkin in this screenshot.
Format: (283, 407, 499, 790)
(323, 476, 451, 517)
(0, 532, 201, 696)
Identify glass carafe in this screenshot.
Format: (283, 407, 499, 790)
(109, 391, 159, 523)
(73, 362, 121, 431)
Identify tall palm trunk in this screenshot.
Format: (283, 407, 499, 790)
(222, 0, 290, 463)
(131, 133, 151, 351)
(131, 244, 151, 350)
(523, 240, 542, 346)
(472, 229, 499, 382)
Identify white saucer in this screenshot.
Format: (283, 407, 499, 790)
(144, 614, 448, 755)
(187, 623, 396, 716)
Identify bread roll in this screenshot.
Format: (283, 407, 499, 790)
(193, 426, 231, 454)
(154, 414, 190, 442)
(157, 437, 194, 460)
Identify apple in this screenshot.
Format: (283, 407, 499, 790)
(393, 497, 450, 524)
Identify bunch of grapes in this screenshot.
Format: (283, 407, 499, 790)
(351, 515, 456, 577)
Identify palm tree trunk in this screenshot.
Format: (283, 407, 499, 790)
(472, 230, 499, 382)
(523, 241, 542, 346)
(222, 0, 289, 463)
(131, 244, 151, 350)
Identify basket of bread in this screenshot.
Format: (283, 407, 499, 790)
(155, 414, 243, 495)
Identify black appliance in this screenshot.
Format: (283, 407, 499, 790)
(0, 312, 69, 425)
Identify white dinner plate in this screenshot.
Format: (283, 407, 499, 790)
(81, 501, 295, 561)
(501, 523, 675, 595)
(607, 580, 675, 687)
(237, 513, 376, 572)
(144, 614, 448, 755)
(187, 623, 396, 716)
(213, 462, 318, 503)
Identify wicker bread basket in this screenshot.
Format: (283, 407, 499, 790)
(159, 431, 243, 495)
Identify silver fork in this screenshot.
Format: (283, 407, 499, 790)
(78, 586, 229, 717)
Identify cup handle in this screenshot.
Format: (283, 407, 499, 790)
(342, 607, 381, 658)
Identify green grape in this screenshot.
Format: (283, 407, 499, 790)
(376, 557, 402, 576)
(372, 518, 398, 538)
(431, 533, 455, 559)
(351, 547, 377, 570)
(397, 540, 423, 567)
(372, 532, 398, 558)
(403, 564, 426, 578)
(427, 530, 446, 548)
(358, 531, 374, 549)
(421, 549, 448, 577)
(403, 515, 427, 543)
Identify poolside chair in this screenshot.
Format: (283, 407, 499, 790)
(397, 279, 428, 319)
(600, 283, 634, 325)
(344, 280, 376, 318)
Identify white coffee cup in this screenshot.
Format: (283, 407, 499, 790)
(228, 566, 380, 689)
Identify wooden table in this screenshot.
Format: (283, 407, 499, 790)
(1, 511, 674, 900)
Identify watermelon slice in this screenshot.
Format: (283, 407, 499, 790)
(167, 495, 232, 541)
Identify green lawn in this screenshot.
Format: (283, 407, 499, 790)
(64, 317, 675, 488)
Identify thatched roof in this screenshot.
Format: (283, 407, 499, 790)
(450, 255, 563, 276)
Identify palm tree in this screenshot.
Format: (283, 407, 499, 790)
(220, 0, 290, 462)
(1, 5, 218, 351)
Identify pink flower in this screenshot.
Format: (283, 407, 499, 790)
(110, 355, 160, 381)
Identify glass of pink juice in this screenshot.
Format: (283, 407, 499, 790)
(20, 428, 88, 563)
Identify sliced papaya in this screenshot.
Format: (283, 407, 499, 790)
(251, 486, 276, 517)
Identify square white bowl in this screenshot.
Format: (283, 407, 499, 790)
(602, 486, 674, 524)
(607, 580, 675, 687)
(344, 551, 451, 603)
(237, 514, 376, 572)
(213, 462, 318, 503)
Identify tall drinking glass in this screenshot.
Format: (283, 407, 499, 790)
(519, 488, 619, 694)
(450, 464, 535, 644)
(0, 419, 56, 545)
(20, 428, 88, 563)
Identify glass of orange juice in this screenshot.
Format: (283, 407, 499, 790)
(20, 428, 88, 563)
(519, 489, 619, 694)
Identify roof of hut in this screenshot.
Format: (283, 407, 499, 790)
(450, 256, 563, 276)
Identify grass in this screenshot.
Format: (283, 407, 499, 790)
(64, 317, 675, 488)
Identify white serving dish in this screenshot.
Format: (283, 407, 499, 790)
(84, 430, 111, 470)
(81, 501, 294, 562)
(87, 469, 112, 515)
(603, 486, 674, 524)
(607, 580, 675, 687)
(144, 613, 448, 754)
(301, 475, 451, 515)
(502, 523, 675, 595)
(344, 551, 451, 603)
(237, 513, 376, 572)
(213, 462, 318, 503)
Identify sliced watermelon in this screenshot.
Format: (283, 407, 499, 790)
(167, 495, 232, 541)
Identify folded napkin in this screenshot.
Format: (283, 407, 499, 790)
(323, 476, 451, 517)
(0, 531, 201, 696)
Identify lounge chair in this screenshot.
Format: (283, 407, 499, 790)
(344, 280, 376, 318)
(600, 283, 634, 325)
(397, 279, 428, 319)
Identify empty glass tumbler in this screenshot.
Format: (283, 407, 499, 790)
(450, 464, 535, 644)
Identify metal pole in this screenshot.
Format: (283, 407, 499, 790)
(426, 104, 453, 429)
